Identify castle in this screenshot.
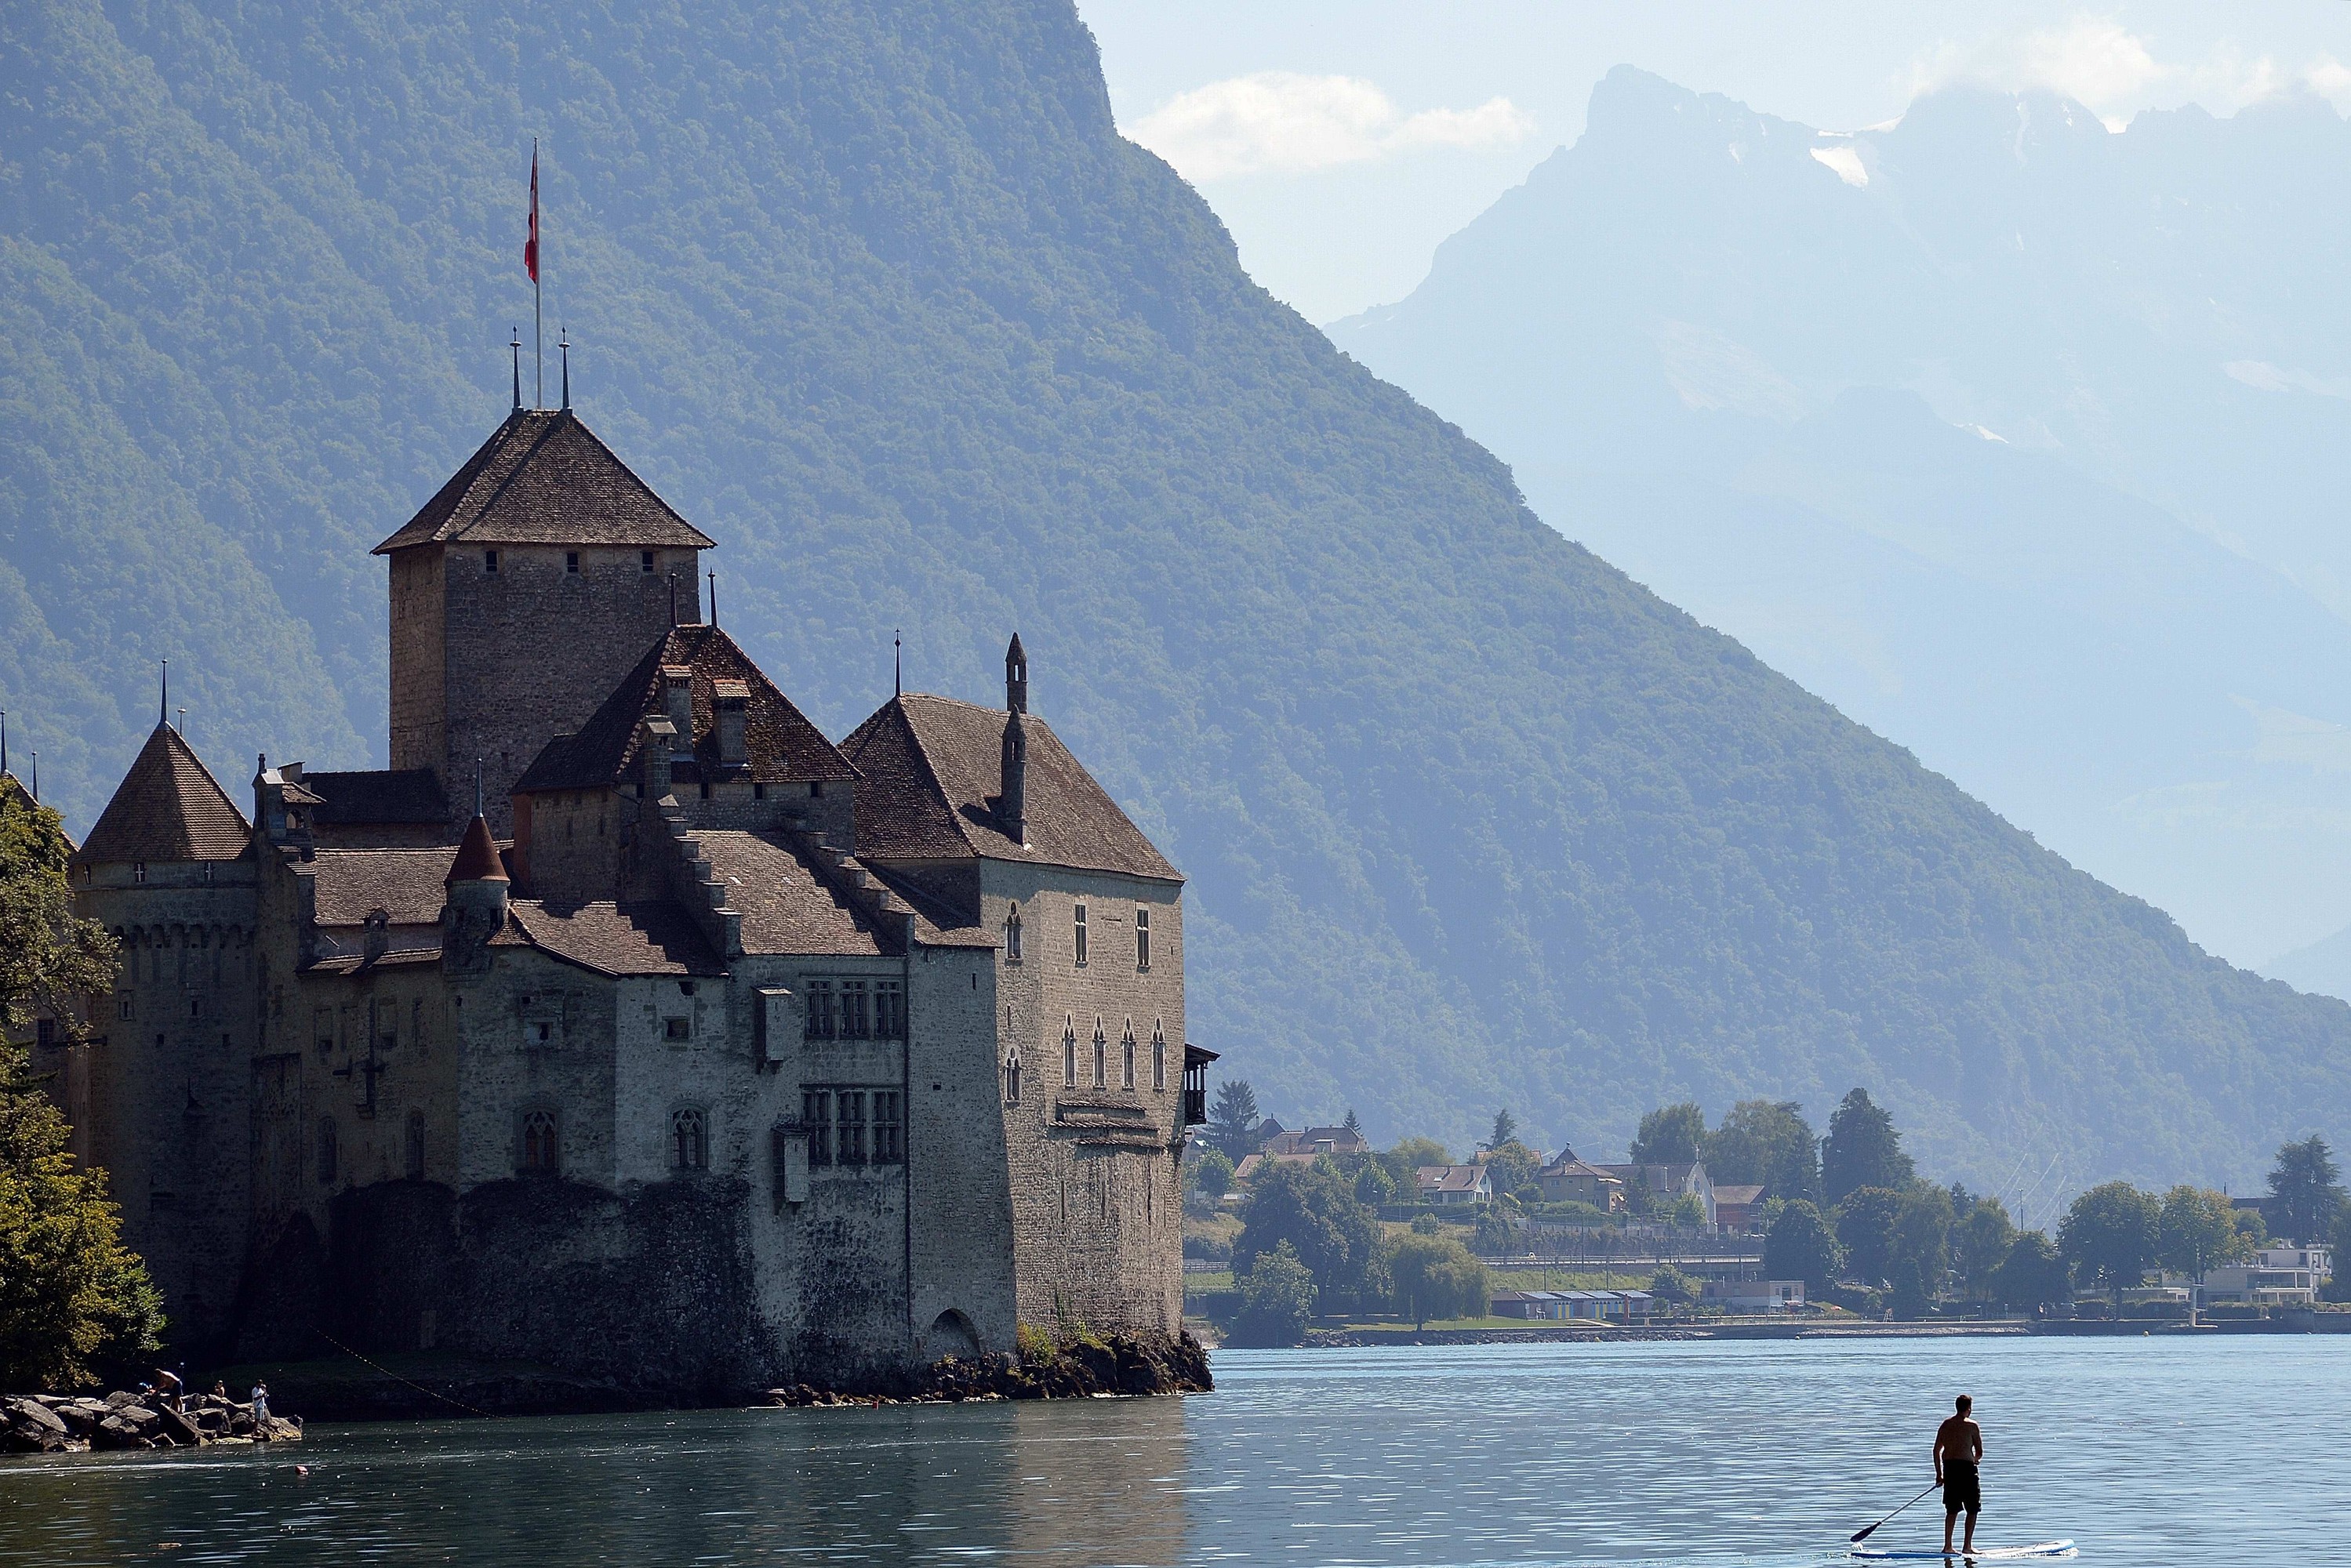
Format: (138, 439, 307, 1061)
(34, 398, 1208, 1396)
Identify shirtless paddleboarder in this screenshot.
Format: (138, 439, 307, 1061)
(1935, 1394, 1984, 1555)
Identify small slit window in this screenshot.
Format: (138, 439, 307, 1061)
(641, 550, 656, 572)
(1121, 1025, 1136, 1091)
(1063, 1021, 1077, 1087)
(1004, 1044, 1022, 1105)
(1092, 1022, 1106, 1088)
(1074, 903, 1088, 967)
(566, 550, 580, 573)
(485, 549, 500, 573)
(1152, 1026, 1167, 1091)
(1005, 904, 1023, 963)
(316, 1117, 339, 1185)
(1136, 908, 1150, 970)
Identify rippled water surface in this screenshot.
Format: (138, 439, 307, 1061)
(5, 1336, 2346, 1565)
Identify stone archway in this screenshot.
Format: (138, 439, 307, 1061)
(926, 1308, 983, 1361)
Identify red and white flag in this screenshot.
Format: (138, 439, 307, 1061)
(524, 143, 540, 282)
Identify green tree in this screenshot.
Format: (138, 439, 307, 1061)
(1188, 1146, 1235, 1198)
(1649, 1263, 1695, 1308)
(1349, 1156, 1396, 1207)
(1471, 1207, 1517, 1257)
(1822, 1089, 1915, 1203)
(2266, 1136, 2347, 1245)
(1341, 1107, 1363, 1141)
(1, 784, 161, 1391)
(1703, 1100, 1820, 1202)
(1206, 1080, 1262, 1162)
(2156, 1185, 2250, 1283)
(1231, 1242, 1316, 1347)
(1764, 1200, 1844, 1292)
(2059, 1181, 2160, 1307)
(1480, 1138, 1543, 1201)
(1489, 1108, 1517, 1149)
(1662, 1192, 1707, 1229)
(1950, 1192, 2018, 1300)
(1387, 1232, 1489, 1328)
(1890, 1184, 1955, 1299)
(1381, 1137, 1452, 1197)
(1631, 1102, 1706, 1166)
(1235, 1157, 1384, 1309)
(1993, 1231, 2072, 1312)
(1835, 1185, 1905, 1284)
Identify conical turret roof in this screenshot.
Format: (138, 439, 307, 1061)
(445, 814, 510, 884)
(78, 725, 249, 864)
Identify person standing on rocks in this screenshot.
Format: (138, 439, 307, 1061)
(250, 1382, 271, 1437)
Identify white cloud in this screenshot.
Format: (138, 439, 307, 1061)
(1128, 72, 1535, 181)
(1906, 16, 2321, 129)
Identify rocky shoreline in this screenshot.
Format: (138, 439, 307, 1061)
(5, 1389, 303, 1453)
(766, 1330, 1214, 1406)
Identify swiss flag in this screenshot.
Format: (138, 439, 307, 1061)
(525, 145, 540, 282)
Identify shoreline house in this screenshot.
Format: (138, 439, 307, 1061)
(1535, 1149, 1626, 1211)
(1232, 1122, 1372, 1184)
(1491, 1288, 1653, 1322)
(2189, 1245, 2333, 1307)
(1418, 1164, 1495, 1207)
(1701, 1278, 1806, 1312)
(37, 399, 1210, 1396)
(1597, 1160, 1717, 1226)
(1711, 1184, 1766, 1232)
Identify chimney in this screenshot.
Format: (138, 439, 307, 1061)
(999, 710, 1027, 845)
(713, 680, 750, 768)
(638, 717, 678, 799)
(661, 666, 696, 757)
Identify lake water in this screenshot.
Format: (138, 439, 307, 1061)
(5, 1336, 2346, 1565)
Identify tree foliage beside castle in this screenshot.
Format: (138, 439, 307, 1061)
(0, 784, 163, 1391)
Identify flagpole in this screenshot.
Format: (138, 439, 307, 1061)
(532, 137, 543, 409)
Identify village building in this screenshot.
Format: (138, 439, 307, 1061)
(1416, 1164, 1495, 1206)
(1597, 1160, 1717, 1226)
(1711, 1183, 1767, 1232)
(1535, 1149, 1626, 1211)
(43, 401, 1210, 1394)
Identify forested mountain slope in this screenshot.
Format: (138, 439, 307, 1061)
(2, 1, 2344, 1188)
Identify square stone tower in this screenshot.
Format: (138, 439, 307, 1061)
(372, 408, 714, 836)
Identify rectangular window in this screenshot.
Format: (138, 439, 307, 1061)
(838, 1091, 868, 1165)
(485, 549, 500, 572)
(802, 1091, 833, 1166)
(1063, 1029, 1077, 1087)
(874, 981, 904, 1040)
(1136, 908, 1150, 970)
(565, 551, 580, 573)
(36, 1018, 56, 1049)
(1074, 903, 1088, 967)
(838, 981, 870, 1040)
(1092, 1030, 1106, 1088)
(1121, 1033, 1135, 1091)
(871, 1092, 903, 1164)
(118, 993, 134, 1021)
(641, 550, 656, 572)
(663, 1016, 690, 1041)
(753, 782, 766, 800)
(804, 981, 835, 1040)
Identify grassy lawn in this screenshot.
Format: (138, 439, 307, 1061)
(1183, 1269, 1236, 1293)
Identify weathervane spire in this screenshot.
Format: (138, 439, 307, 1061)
(159, 659, 169, 728)
(894, 630, 902, 698)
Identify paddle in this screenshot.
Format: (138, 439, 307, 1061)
(1851, 1479, 1942, 1544)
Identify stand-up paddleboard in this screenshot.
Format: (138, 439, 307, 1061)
(1852, 1544, 2074, 1560)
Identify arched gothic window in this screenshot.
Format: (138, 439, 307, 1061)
(1005, 1047, 1022, 1105)
(1092, 1022, 1106, 1088)
(1152, 1025, 1168, 1091)
(1005, 904, 1023, 963)
(672, 1108, 709, 1171)
(521, 1109, 561, 1174)
(1063, 1020, 1077, 1087)
(1121, 1024, 1136, 1091)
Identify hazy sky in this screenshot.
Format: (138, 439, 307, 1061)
(1077, 2, 2351, 321)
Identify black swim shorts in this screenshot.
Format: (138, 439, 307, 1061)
(1944, 1463, 1981, 1515)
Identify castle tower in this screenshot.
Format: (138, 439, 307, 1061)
(372, 409, 714, 837)
(69, 723, 259, 1358)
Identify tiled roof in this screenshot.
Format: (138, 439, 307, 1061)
(685, 831, 885, 956)
(841, 694, 1179, 883)
(514, 625, 855, 793)
(1416, 1164, 1492, 1193)
(371, 410, 715, 554)
(506, 899, 726, 977)
(301, 769, 449, 826)
(77, 726, 250, 864)
(1713, 1184, 1767, 1206)
(446, 816, 509, 884)
(310, 848, 458, 926)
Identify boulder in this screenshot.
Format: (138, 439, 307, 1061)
(5, 1397, 72, 1453)
(157, 1406, 203, 1446)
